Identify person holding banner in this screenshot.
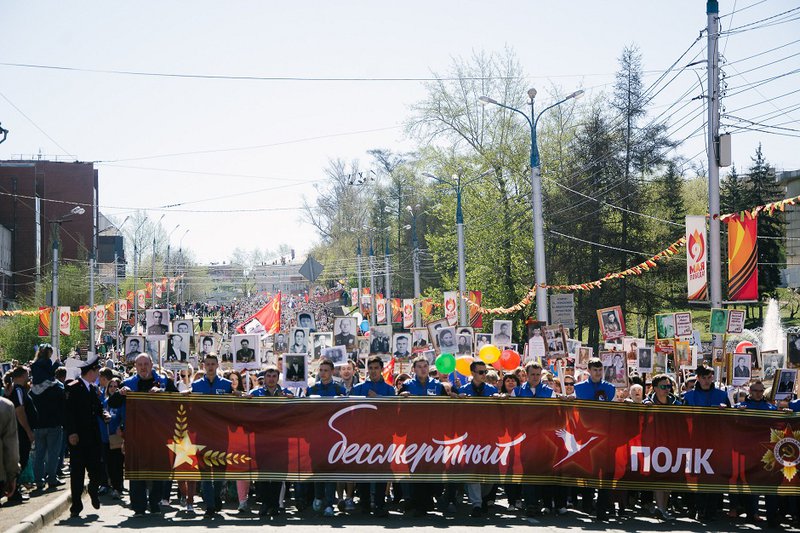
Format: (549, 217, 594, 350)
(111, 354, 178, 515)
(572, 358, 615, 519)
(351, 357, 394, 517)
(642, 374, 681, 521)
(190, 355, 233, 518)
(249, 366, 292, 517)
(514, 361, 554, 399)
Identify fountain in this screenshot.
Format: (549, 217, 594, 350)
(726, 298, 790, 353)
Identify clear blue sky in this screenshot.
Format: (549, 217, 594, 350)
(1, 0, 798, 263)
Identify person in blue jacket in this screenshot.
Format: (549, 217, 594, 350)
(514, 361, 554, 398)
(574, 358, 616, 402)
(190, 355, 233, 518)
(572, 357, 616, 520)
(304, 360, 344, 518)
(681, 364, 729, 522)
(399, 356, 445, 397)
(350, 356, 394, 517)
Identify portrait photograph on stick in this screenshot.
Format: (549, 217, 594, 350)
(774, 368, 797, 402)
(173, 319, 194, 337)
(323, 346, 348, 368)
(411, 328, 431, 353)
(312, 332, 333, 359)
(232, 333, 261, 370)
(145, 309, 170, 339)
(333, 317, 358, 353)
(283, 353, 308, 387)
(597, 306, 625, 341)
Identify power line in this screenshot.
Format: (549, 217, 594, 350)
(0, 90, 73, 156)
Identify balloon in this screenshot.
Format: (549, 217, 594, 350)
(479, 344, 501, 364)
(500, 349, 521, 370)
(435, 353, 456, 374)
(491, 359, 503, 371)
(455, 356, 474, 376)
(360, 320, 370, 333)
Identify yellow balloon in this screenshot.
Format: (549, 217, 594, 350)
(455, 356, 474, 376)
(479, 344, 501, 364)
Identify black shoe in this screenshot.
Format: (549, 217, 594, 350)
(48, 478, 66, 487)
(470, 506, 483, 518)
(596, 510, 608, 520)
(7, 491, 28, 504)
(90, 494, 100, 510)
(373, 508, 389, 518)
(133, 511, 147, 517)
(69, 511, 81, 518)
(203, 509, 217, 518)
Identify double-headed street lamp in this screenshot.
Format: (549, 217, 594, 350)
(423, 169, 492, 327)
(479, 88, 584, 323)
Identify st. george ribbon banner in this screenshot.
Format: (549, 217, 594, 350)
(125, 394, 800, 494)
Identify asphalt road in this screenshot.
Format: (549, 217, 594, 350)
(41, 489, 788, 532)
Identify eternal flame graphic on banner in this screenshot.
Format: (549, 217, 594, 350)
(727, 213, 759, 301)
(126, 395, 799, 494)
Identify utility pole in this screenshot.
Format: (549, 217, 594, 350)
(151, 235, 157, 308)
(165, 242, 171, 310)
(410, 206, 422, 327)
(114, 253, 119, 343)
(369, 236, 376, 326)
(384, 237, 391, 324)
(50, 222, 59, 354)
(88, 252, 95, 352)
(707, 0, 722, 348)
(455, 183, 468, 327)
(356, 239, 363, 313)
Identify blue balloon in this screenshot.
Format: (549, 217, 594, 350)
(360, 320, 370, 333)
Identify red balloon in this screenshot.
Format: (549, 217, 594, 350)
(491, 359, 503, 371)
(500, 349, 521, 370)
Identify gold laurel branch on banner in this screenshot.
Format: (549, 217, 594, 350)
(202, 450, 252, 467)
(173, 404, 188, 442)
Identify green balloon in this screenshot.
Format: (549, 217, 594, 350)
(436, 353, 456, 374)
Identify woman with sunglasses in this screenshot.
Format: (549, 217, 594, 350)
(643, 373, 680, 521)
(176, 364, 194, 393)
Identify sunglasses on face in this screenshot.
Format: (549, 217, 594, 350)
(657, 384, 673, 390)
(564, 382, 575, 386)
(475, 370, 487, 375)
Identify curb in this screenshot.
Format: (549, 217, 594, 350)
(6, 491, 72, 533)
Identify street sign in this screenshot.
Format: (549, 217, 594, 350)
(299, 256, 324, 282)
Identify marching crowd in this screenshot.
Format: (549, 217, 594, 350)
(0, 298, 798, 528)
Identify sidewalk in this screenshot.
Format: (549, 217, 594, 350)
(0, 483, 71, 533)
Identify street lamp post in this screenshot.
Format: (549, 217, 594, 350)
(384, 237, 391, 324)
(423, 170, 491, 327)
(164, 224, 180, 313)
(406, 204, 422, 327)
(368, 237, 376, 326)
(132, 217, 149, 331)
(50, 206, 85, 355)
(479, 88, 584, 324)
(177, 229, 190, 304)
(356, 239, 363, 314)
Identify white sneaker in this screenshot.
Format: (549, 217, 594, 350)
(323, 506, 335, 517)
(313, 498, 323, 512)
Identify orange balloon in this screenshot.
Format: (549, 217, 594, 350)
(455, 356, 474, 376)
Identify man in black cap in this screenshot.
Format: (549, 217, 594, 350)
(64, 355, 106, 518)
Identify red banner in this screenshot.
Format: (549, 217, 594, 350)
(469, 290, 483, 328)
(38, 306, 51, 337)
(391, 298, 402, 324)
(125, 394, 800, 494)
(727, 214, 758, 301)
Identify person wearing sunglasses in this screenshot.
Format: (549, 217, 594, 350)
(644, 374, 681, 406)
(453, 360, 498, 517)
(641, 374, 681, 521)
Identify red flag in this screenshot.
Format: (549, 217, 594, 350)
(236, 293, 282, 334)
(382, 357, 396, 385)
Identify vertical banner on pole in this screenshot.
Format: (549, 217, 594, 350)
(402, 299, 414, 329)
(727, 214, 759, 301)
(95, 305, 106, 329)
(376, 298, 387, 324)
(468, 290, 483, 328)
(686, 215, 708, 301)
(118, 299, 128, 319)
(137, 290, 146, 309)
(391, 298, 402, 324)
(59, 306, 71, 336)
(443, 291, 458, 326)
(38, 307, 52, 336)
(127, 291, 134, 309)
(79, 306, 90, 331)
(350, 288, 358, 308)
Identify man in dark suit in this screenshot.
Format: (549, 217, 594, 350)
(236, 339, 255, 363)
(64, 356, 106, 518)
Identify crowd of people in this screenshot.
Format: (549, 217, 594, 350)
(0, 294, 798, 528)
